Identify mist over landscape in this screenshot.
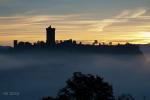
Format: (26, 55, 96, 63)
(0, 46, 149, 100)
(0, 0, 150, 100)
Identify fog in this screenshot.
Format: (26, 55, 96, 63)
(0, 47, 150, 100)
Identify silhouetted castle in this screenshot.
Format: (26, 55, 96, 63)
(14, 26, 56, 49)
(46, 26, 55, 46)
(13, 26, 142, 54)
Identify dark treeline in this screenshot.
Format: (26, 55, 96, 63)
(13, 42, 143, 55)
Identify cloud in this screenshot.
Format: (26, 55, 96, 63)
(0, 14, 99, 35)
(130, 8, 146, 18)
(0, 8, 149, 34)
(116, 8, 146, 19)
(0, 8, 150, 46)
(94, 8, 148, 32)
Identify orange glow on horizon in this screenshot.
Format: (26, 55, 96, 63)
(0, 10, 150, 46)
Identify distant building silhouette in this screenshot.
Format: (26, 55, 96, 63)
(14, 40, 18, 48)
(12, 25, 142, 54)
(46, 25, 55, 46)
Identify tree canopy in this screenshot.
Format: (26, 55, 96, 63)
(42, 72, 114, 100)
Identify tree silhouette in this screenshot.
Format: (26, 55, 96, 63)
(117, 94, 135, 100)
(93, 40, 98, 45)
(42, 72, 114, 100)
(42, 96, 54, 100)
(57, 72, 114, 100)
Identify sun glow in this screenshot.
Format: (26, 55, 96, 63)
(139, 32, 150, 38)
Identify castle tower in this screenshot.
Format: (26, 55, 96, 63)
(14, 40, 18, 48)
(46, 25, 56, 46)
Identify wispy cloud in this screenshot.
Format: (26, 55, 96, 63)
(116, 8, 146, 18)
(93, 8, 148, 32)
(0, 8, 149, 33)
(0, 8, 150, 46)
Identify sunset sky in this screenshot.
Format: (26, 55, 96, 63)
(0, 0, 150, 46)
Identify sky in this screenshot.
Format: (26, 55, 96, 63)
(0, 0, 150, 46)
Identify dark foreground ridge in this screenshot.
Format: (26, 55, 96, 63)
(6, 25, 143, 54)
